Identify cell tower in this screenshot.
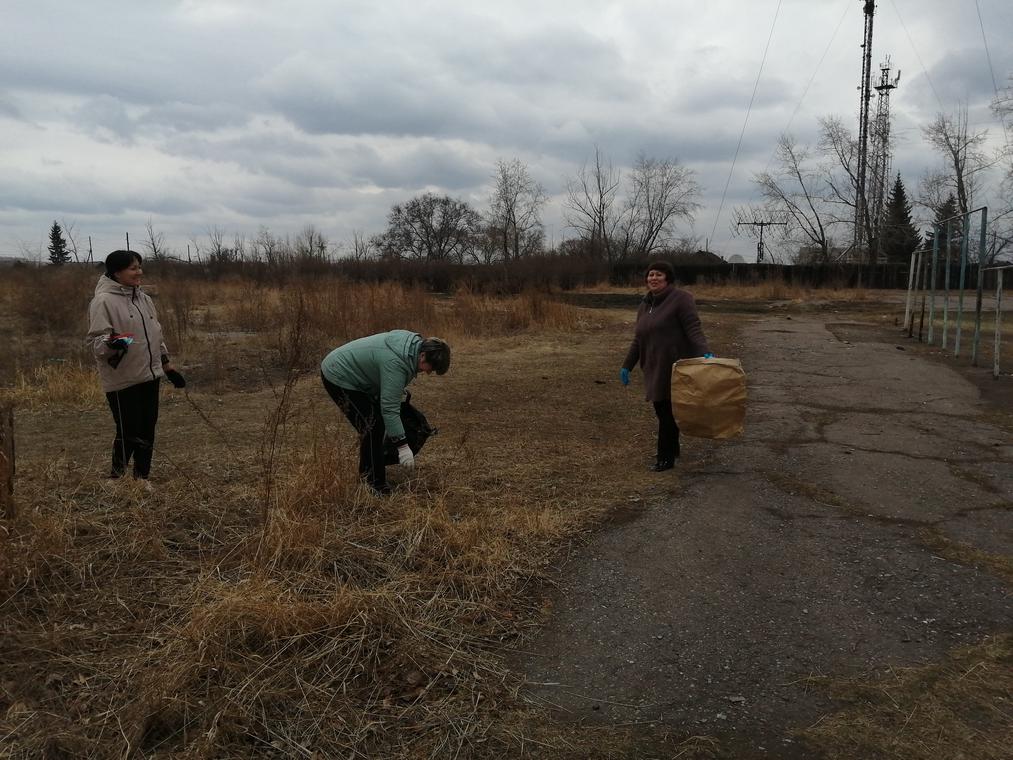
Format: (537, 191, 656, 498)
(853, 0, 876, 262)
(868, 57, 900, 262)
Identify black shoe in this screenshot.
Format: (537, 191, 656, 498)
(368, 483, 392, 497)
(650, 459, 675, 472)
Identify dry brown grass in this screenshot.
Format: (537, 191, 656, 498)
(1, 361, 103, 410)
(0, 273, 1007, 759)
(694, 281, 873, 302)
(805, 635, 1013, 760)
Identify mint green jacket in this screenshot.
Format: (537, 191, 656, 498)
(320, 330, 422, 440)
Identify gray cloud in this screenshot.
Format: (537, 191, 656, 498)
(1, 0, 1011, 264)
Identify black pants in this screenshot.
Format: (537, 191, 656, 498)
(321, 374, 387, 489)
(106, 379, 160, 479)
(653, 400, 680, 461)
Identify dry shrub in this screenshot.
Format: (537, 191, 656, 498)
(694, 281, 873, 302)
(3, 360, 102, 410)
(157, 277, 203, 351)
(454, 288, 580, 334)
(9, 266, 95, 335)
(220, 281, 279, 332)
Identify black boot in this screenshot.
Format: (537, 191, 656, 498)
(650, 457, 675, 472)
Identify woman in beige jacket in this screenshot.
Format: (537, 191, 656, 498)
(86, 250, 183, 481)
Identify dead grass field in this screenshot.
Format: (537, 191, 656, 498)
(0, 270, 1010, 759)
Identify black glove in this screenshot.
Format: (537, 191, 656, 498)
(164, 369, 187, 388)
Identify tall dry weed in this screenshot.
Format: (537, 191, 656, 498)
(3, 361, 103, 410)
(9, 266, 94, 335)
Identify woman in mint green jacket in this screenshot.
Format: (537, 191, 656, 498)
(321, 330, 450, 495)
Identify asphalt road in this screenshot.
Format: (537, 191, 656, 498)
(515, 313, 1012, 758)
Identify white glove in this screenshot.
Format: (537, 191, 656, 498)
(397, 444, 415, 470)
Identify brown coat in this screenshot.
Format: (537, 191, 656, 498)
(622, 285, 709, 401)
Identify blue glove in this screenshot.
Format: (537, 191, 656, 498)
(703, 353, 714, 359)
(619, 367, 630, 386)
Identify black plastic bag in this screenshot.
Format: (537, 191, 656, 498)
(383, 392, 438, 465)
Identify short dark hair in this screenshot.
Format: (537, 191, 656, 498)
(645, 260, 675, 283)
(420, 337, 451, 375)
(104, 250, 143, 279)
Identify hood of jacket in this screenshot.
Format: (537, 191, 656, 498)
(94, 273, 137, 299)
(383, 330, 423, 379)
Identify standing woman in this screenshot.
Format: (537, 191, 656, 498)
(86, 250, 183, 481)
(620, 261, 711, 471)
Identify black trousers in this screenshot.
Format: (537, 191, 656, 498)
(652, 400, 680, 461)
(106, 379, 160, 479)
(321, 374, 387, 489)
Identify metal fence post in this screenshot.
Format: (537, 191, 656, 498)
(995, 268, 1005, 381)
(954, 213, 970, 356)
(928, 226, 939, 345)
(903, 249, 920, 331)
(942, 220, 953, 349)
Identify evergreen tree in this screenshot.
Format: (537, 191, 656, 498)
(879, 174, 921, 263)
(923, 194, 959, 257)
(47, 221, 71, 265)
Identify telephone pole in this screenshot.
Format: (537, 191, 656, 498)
(737, 220, 786, 263)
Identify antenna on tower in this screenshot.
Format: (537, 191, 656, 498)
(869, 55, 900, 262)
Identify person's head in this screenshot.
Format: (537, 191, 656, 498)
(418, 337, 451, 375)
(105, 250, 144, 287)
(645, 260, 675, 293)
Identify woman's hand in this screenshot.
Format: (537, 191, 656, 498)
(397, 444, 415, 470)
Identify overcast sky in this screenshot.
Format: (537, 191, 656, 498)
(2, 0, 1011, 263)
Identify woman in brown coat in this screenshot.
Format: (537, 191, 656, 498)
(620, 261, 711, 471)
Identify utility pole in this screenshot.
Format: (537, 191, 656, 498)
(737, 220, 786, 263)
(854, 0, 876, 263)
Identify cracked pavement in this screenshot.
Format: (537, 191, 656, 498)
(514, 313, 1012, 758)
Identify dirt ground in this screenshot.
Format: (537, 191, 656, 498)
(515, 298, 1012, 759)
(3, 290, 1010, 758)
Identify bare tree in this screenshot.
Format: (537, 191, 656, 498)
(622, 153, 701, 256)
(566, 147, 700, 263)
(253, 225, 284, 265)
(59, 219, 81, 263)
(487, 158, 548, 261)
(142, 218, 169, 261)
(295, 225, 328, 261)
(748, 134, 840, 263)
(919, 108, 993, 217)
(380, 193, 481, 262)
(349, 230, 378, 261)
(564, 146, 622, 263)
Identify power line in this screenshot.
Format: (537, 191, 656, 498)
(887, 0, 943, 110)
(763, 0, 853, 174)
(709, 0, 784, 249)
(975, 0, 1010, 147)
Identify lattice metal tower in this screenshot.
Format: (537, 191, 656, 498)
(853, 0, 876, 262)
(868, 57, 900, 262)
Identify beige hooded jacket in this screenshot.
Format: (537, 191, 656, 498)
(86, 275, 169, 393)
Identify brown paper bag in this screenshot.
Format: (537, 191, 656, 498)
(672, 357, 747, 439)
